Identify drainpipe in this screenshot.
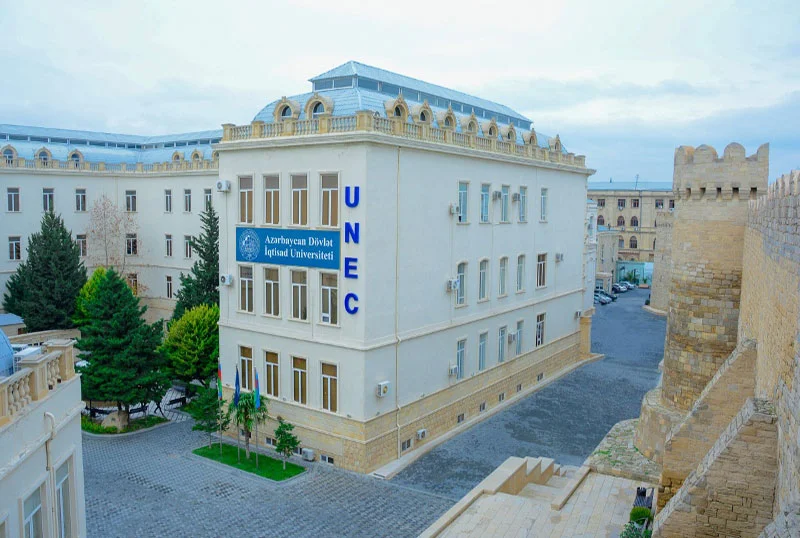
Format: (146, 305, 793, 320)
(44, 412, 56, 532)
(395, 147, 402, 459)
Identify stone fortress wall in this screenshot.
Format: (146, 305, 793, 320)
(648, 210, 673, 312)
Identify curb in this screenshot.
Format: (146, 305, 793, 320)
(188, 445, 309, 486)
(81, 418, 173, 439)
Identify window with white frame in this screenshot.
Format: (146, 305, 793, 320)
(125, 190, 137, 212)
(499, 257, 508, 296)
(127, 273, 138, 296)
(320, 273, 338, 324)
(239, 177, 253, 223)
(239, 265, 254, 312)
(239, 346, 253, 390)
(184, 235, 192, 258)
(536, 253, 547, 287)
(204, 188, 212, 209)
(183, 189, 192, 213)
(500, 185, 510, 222)
(478, 259, 488, 300)
(321, 174, 339, 227)
(457, 181, 468, 223)
(164, 189, 172, 213)
(519, 186, 527, 222)
(540, 188, 548, 221)
(75, 188, 86, 212)
(264, 175, 279, 225)
(456, 339, 466, 380)
(516, 320, 523, 356)
(8, 236, 21, 261)
(76, 234, 86, 257)
(166, 275, 173, 299)
(478, 332, 487, 371)
(125, 233, 138, 256)
(516, 255, 525, 292)
(42, 188, 54, 212)
(23, 484, 44, 538)
(480, 184, 490, 223)
(7, 187, 19, 212)
(291, 269, 308, 320)
(165, 234, 173, 257)
(55, 459, 74, 538)
(498, 326, 507, 363)
(291, 174, 308, 226)
(536, 313, 546, 346)
(264, 267, 279, 316)
(265, 351, 279, 397)
(321, 363, 338, 412)
(456, 262, 466, 305)
(292, 356, 307, 404)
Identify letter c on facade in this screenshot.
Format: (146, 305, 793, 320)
(345, 293, 359, 314)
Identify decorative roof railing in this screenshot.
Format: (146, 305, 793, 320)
(221, 111, 588, 169)
(0, 157, 218, 174)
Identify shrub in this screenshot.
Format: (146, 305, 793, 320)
(630, 506, 652, 524)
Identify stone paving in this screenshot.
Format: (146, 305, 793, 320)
(586, 418, 662, 482)
(83, 421, 452, 537)
(392, 289, 666, 500)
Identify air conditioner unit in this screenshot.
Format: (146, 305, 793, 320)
(512, 192, 521, 202)
(449, 203, 458, 215)
(219, 273, 234, 286)
(492, 190, 502, 200)
(574, 310, 582, 319)
(507, 332, 516, 344)
(215, 179, 231, 193)
(446, 278, 460, 292)
(555, 253, 564, 263)
(448, 364, 459, 377)
(416, 428, 428, 440)
(301, 448, 315, 462)
(376, 381, 390, 398)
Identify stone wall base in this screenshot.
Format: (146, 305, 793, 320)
(633, 387, 684, 464)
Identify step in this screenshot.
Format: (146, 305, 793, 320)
(538, 457, 555, 484)
(518, 482, 561, 502)
(550, 466, 591, 511)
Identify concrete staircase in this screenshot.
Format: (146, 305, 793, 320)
(518, 458, 590, 510)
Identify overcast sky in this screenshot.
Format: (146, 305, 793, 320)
(2, 0, 798, 182)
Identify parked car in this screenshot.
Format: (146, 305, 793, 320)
(612, 283, 626, 293)
(620, 281, 638, 290)
(594, 293, 611, 305)
(597, 290, 617, 302)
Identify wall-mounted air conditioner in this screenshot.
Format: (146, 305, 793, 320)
(219, 273, 234, 286)
(448, 364, 459, 377)
(446, 278, 460, 292)
(492, 190, 502, 200)
(449, 203, 458, 215)
(555, 253, 564, 263)
(574, 310, 582, 319)
(512, 193, 521, 202)
(376, 381, 390, 398)
(507, 332, 516, 344)
(215, 179, 231, 193)
(416, 428, 428, 440)
(301, 448, 315, 462)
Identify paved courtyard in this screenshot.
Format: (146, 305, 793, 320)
(392, 288, 666, 499)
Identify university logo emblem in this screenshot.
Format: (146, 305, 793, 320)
(239, 229, 260, 261)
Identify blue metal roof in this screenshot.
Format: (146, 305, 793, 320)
(0, 313, 23, 326)
(0, 330, 13, 378)
(588, 181, 673, 191)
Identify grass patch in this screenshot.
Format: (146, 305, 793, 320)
(81, 414, 168, 434)
(193, 443, 305, 481)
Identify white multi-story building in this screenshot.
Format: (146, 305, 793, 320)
(216, 62, 596, 472)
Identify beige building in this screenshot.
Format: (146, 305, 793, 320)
(595, 228, 619, 291)
(588, 181, 674, 261)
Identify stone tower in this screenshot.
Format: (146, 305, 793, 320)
(661, 142, 768, 411)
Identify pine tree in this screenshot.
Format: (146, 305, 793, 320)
(2, 211, 87, 331)
(274, 418, 300, 470)
(173, 204, 219, 320)
(76, 269, 168, 415)
(73, 267, 107, 328)
(160, 304, 219, 391)
(188, 384, 230, 448)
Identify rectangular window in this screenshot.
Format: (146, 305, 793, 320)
(321, 363, 338, 412)
(264, 175, 280, 225)
(516, 255, 525, 292)
(501, 185, 510, 222)
(401, 439, 412, 451)
(478, 332, 487, 371)
(204, 188, 212, 209)
(55, 459, 74, 538)
(480, 184, 490, 223)
(456, 339, 466, 380)
(76, 234, 86, 257)
(596, 198, 605, 208)
(478, 260, 488, 300)
(540, 188, 548, 221)
(184, 189, 192, 213)
(126, 273, 138, 296)
(291, 269, 308, 320)
(75, 189, 86, 212)
(320, 273, 338, 325)
(8, 236, 21, 261)
(498, 326, 507, 363)
(291, 174, 308, 226)
(292, 357, 307, 404)
(457, 413, 465, 424)
(321, 174, 339, 227)
(457, 181, 468, 223)
(125, 233, 138, 256)
(536, 313, 546, 347)
(42, 188, 54, 212)
(239, 266, 254, 312)
(632, 198, 640, 208)
(617, 198, 626, 210)
(499, 392, 505, 402)
(669, 199, 675, 209)
(456, 263, 466, 305)
(164, 189, 172, 213)
(265, 351, 279, 397)
(165, 234, 173, 257)
(239, 177, 253, 223)
(264, 267, 279, 317)
(655, 198, 664, 209)
(479, 401, 486, 412)
(239, 346, 253, 390)
(166, 276, 173, 299)
(519, 186, 527, 222)
(184, 235, 192, 258)
(23, 485, 44, 538)
(499, 257, 508, 296)
(536, 254, 547, 288)
(7, 187, 19, 212)
(125, 190, 136, 212)
(516, 320, 523, 356)
(321, 454, 335, 465)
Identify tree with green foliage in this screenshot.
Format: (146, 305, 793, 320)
(173, 204, 219, 320)
(72, 267, 107, 328)
(76, 269, 168, 417)
(226, 392, 268, 459)
(2, 211, 87, 331)
(188, 384, 230, 448)
(274, 418, 300, 470)
(160, 304, 219, 392)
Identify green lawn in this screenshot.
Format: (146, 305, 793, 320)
(193, 443, 305, 481)
(81, 414, 168, 434)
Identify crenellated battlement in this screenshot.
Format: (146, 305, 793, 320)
(673, 143, 769, 201)
(751, 170, 800, 209)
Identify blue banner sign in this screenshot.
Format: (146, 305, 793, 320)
(236, 227, 340, 270)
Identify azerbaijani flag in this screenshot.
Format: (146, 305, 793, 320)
(217, 362, 223, 400)
(234, 366, 240, 407)
(254, 369, 261, 409)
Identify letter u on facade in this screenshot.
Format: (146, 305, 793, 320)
(345, 186, 360, 208)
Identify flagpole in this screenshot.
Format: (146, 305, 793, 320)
(217, 361, 223, 456)
(254, 369, 260, 469)
(255, 418, 259, 469)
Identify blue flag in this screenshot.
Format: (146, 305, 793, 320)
(233, 366, 240, 407)
(254, 369, 260, 409)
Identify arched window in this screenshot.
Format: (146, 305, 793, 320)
(597, 215, 605, 226)
(618, 236, 624, 249)
(631, 216, 639, 227)
(173, 154, 181, 162)
(507, 131, 514, 140)
(467, 121, 477, 134)
(394, 106, 403, 117)
(192, 152, 201, 162)
(653, 239, 657, 250)
(419, 111, 427, 122)
(38, 150, 50, 166)
(488, 126, 497, 137)
(3, 147, 16, 165)
(617, 216, 625, 227)
(456, 262, 466, 305)
(444, 117, 452, 128)
(69, 151, 81, 168)
(629, 236, 638, 249)
(312, 102, 325, 116)
(212, 151, 219, 161)
(280, 105, 292, 118)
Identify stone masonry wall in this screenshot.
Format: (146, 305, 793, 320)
(654, 398, 778, 538)
(649, 210, 673, 312)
